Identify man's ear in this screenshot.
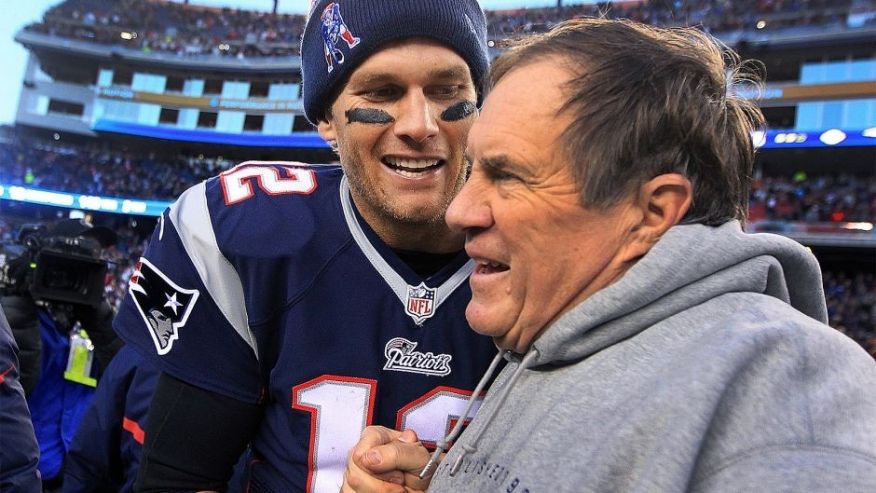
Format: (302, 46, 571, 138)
(618, 173, 692, 262)
(317, 117, 336, 142)
(639, 173, 692, 233)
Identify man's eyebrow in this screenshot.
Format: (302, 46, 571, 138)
(349, 73, 399, 87)
(479, 155, 524, 175)
(427, 66, 471, 83)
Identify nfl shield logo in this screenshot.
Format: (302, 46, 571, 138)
(406, 282, 437, 325)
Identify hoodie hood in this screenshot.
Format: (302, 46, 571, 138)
(425, 221, 835, 481)
(429, 224, 876, 493)
(531, 220, 827, 367)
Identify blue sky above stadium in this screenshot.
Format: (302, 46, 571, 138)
(0, 0, 594, 125)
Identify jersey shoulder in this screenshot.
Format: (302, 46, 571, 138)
(170, 161, 347, 257)
(207, 160, 342, 214)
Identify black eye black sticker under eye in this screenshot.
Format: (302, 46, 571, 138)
(441, 101, 477, 122)
(345, 108, 395, 125)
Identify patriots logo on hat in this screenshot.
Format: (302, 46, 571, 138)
(128, 257, 199, 355)
(320, 2, 360, 73)
(406, 282, 437, 325)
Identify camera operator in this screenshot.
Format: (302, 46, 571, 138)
(0, 219, 122, 490)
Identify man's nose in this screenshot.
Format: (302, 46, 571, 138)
(393, 91, 439, 144)
(446, 177, 492, 232)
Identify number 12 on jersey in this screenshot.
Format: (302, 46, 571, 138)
(292, 375, 483, 493)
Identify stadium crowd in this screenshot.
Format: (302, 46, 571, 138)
(486, 0, 869, 35)
(21, 0, 874, 58)
(3, 137, 875, 228)
(825, 269, 876, 358)
(749, 173, 876, 223)
(25, 0, 304, 58)
(0, 137, 232, 200)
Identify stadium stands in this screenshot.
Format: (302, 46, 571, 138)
(24, 0, 303, 58)
(485, 0, 867, 36)
(749, 173, 876, 223)
(21, 0, 874, 58)
(0, 136, 232, 200)
(824, 269, 876, 357)
(3, 136, 874, 221)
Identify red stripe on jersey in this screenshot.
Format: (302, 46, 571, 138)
(123, 416, 146, 444)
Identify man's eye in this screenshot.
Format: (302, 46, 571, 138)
(429, 85, 460, 98)
(484, 167, 518, 183)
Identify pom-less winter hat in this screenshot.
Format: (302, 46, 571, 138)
(300, 0, 489, 124)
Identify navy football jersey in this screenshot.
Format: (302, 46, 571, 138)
(114, 162, 499, 492)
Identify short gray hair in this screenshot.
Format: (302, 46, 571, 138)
(491, 18, 765, 225)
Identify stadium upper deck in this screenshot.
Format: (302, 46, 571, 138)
(18, 0, 876, 58)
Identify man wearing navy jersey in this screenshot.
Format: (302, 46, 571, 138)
(113, 1, 498, 492)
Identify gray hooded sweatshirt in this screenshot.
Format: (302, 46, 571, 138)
(428, 221, 876, 492)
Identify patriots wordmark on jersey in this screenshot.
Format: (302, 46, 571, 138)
(383, 337, 452, 376)
(115, 163, 500, 492)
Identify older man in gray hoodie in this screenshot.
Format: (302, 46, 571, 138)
(341, 17, 876, 493)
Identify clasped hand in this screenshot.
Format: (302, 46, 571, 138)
(340, 426, 437, 493)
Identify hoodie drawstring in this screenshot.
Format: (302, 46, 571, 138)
(418, 349, 506, 479)
(418, 348, 541, 479)
(447, 348, 539, 476)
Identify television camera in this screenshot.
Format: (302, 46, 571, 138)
(0, 220, 116, 307)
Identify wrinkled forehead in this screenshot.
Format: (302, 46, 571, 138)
(469, 60, 571, 151)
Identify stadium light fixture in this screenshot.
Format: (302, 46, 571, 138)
(774, 132, 807, 144)
(751, 130, 766, 148)
(819, 129, 847, 146)
(842, 222, 874, 232)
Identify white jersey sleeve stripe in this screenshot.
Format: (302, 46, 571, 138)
(168, 182, 259, 360)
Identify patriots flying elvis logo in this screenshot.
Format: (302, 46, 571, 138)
(320, 2, 360, 73)
(128, 257, 199, 355)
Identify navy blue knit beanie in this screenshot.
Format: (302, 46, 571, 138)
(301, 0, 489, 124)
